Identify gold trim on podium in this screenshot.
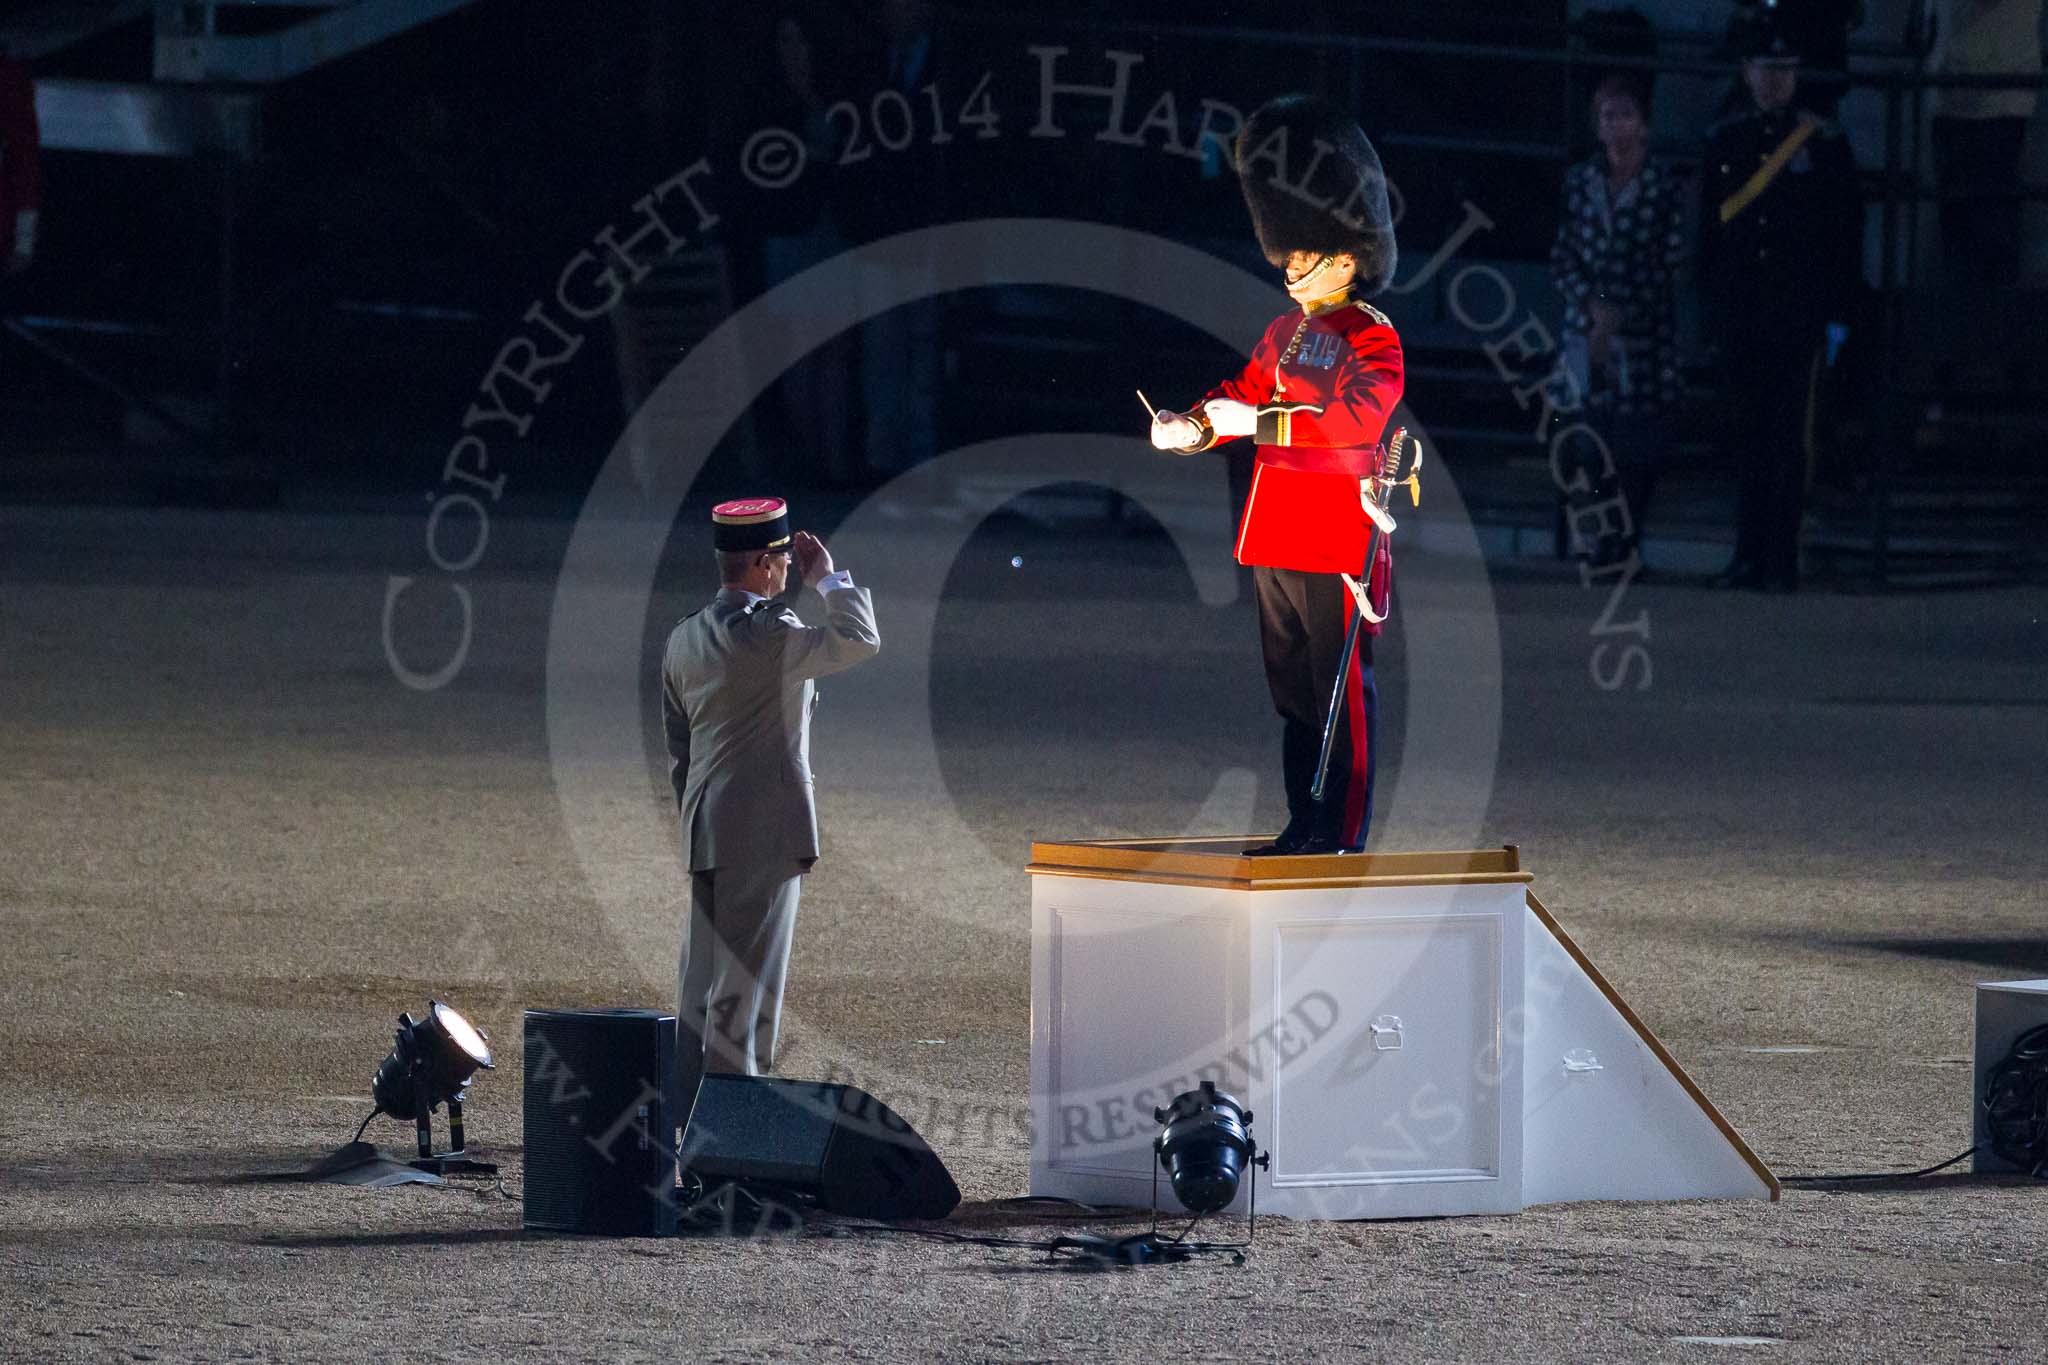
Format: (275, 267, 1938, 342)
(1026, 838, 1533, 892)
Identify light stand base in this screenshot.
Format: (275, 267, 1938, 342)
(408, 1092, 494, 1175)
(410, 1152, 498, 1177)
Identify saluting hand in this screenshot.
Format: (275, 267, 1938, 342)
(792, 530, 834, 586)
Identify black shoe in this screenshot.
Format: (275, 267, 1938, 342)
(1286, 833, 1365, 856)
(1588, 534, 1631, 571)
(1708, 560, 1762, 590)
(1244, 829, 1310, 857)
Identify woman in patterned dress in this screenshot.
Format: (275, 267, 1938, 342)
(1550, 73, 1687, 569)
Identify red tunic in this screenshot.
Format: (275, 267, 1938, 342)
(1184, 293, 1404, 626)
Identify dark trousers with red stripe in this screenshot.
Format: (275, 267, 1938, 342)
(1254, 565, 1377, 850)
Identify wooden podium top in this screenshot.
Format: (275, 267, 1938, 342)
(1027, 837, 1533, 891)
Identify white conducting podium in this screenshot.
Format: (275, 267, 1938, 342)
(1028, 839, 1777, 1219)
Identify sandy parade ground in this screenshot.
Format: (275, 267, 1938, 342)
(2, 499, 2044, 1363)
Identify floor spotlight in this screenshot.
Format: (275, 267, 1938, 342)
(1042, 1081, 1275, 1267)
(368, 999, 498, 1176)
(1153, 1080, 1268, 1216)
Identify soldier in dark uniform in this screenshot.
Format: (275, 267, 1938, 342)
(0, 46, 40, 279)
(1698, 18, 1863, 592)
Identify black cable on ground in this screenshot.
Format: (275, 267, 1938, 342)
(351, 1108, 380, 1145)
(1782, 1024, 2048, 1184)
(815, 1221, 1058, 1253)
(813, 1214, 1246, 1266)
(987, 1195, 1152, 1221)
(992, 1195, 1144, 1214)
(1779, 1147, 1978, 1183)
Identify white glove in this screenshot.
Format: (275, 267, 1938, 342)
(1150, 410, 1201, 450)
(1203, 398, 1257, 437)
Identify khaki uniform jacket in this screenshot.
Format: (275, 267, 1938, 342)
(661, 577, 880, 872)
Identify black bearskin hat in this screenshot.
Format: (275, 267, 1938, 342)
(1234, 94, 1398, 293)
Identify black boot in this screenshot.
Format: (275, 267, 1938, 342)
(1245, 826, 1311, 857)
(1708, 558, 1762, 589)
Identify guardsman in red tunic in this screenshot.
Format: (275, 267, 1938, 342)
(1150, 95, 1403, 856)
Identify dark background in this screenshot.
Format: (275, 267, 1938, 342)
(0, 0, 2040, 585)
(0, 0, 1653, 494)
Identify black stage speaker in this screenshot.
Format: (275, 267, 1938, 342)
(685, 1074, 961, 1220)
(521, 1007, 680, 1236)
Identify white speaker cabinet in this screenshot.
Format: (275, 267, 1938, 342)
(1973, 978, 2048, 1175)
(1027, 839, 1777, 1220)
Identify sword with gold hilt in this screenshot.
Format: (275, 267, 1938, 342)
(1309, 427, 1423, 805)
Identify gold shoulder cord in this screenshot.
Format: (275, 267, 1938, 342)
(1273, 316, 1312, 399)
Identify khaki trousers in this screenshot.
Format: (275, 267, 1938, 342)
(675, 860, 802, 1146)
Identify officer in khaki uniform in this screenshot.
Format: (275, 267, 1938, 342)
(660, 498, 879, 1134)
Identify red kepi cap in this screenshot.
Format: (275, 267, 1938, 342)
(711, 497, 792, 552)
